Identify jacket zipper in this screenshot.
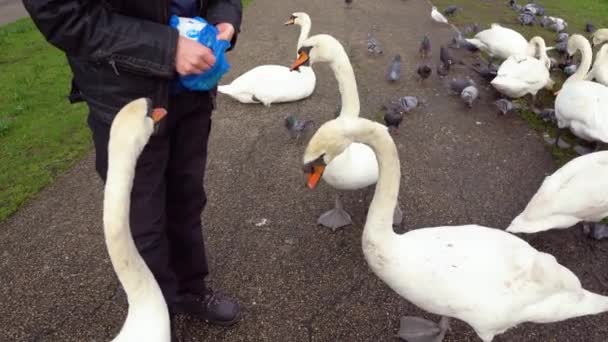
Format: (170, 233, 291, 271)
(108, 59, 120, 76)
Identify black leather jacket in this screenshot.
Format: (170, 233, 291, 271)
(23, 0, 242, 123)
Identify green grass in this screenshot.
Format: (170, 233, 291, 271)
(433, 0, 608, 166)
(0, 18, 90, 222)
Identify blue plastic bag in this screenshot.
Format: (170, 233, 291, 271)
(169, 15, 231, 91)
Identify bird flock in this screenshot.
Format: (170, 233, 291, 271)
(215, 2, 608, 341)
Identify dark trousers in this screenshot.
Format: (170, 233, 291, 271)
(88, 92, 214, 305)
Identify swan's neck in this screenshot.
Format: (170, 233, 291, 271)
(296, 21, 311, 54)
(568, 40, 594, 83)
(103, 146, 168, 332)
(356, 124, 401, 246)
(331, 54, 360, 119)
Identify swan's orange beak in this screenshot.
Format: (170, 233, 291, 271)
(306, 165, 325, 189)
(290, 51, 310, 71)
(151, 108, 167, 123)
(284, 17, 295, 25)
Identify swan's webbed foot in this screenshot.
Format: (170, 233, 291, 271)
(393, 204, 404, 226)
(397, 316, 449, 342)
(317, 208, 352, 231)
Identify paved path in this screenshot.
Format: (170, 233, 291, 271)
(0, 0, 28, 26)
(1, 0, 608, 341)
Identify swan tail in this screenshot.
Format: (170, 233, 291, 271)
(464, 38, 485, 50)
(529, 290, 608, 324)
(217, 84, 236, 96)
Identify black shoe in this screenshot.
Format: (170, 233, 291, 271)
(170, 290, 241, 326)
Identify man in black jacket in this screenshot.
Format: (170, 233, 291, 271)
(23, 0, 243, 326)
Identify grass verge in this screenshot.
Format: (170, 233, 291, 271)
(0, 18, 90, 222)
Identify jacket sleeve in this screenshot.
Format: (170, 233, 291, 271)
(22, 0, 179, 78)
(205, 0, 243, 51)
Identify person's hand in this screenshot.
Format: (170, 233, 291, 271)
(175, 36, 216, 75)
(216, 23, 235, 41)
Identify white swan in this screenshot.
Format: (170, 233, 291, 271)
(584, 28, 608, 86)
(104, 98, 170, 342)
(303, 117, 608, 342)
(466, 24, 542, 63)
(554, 34, 608, 144)
(291, 34, 401, 230)
(507, 151, 608, 234)
(217, 12, 315, 106)
(491, 36, 554, 99)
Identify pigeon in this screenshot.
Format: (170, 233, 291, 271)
(507, 0, 516, 7)
(522, 3, 545, 16)
(383, 104, 404, 131)
(431, 6, 449, 24)
(386, 54, 402, 82)
(494, 99, 519, 115)
(285, 115, 314, 139)
(556, 32, 569, 42)
(440, 45, 455, 68)
(460, 86, 479, 108)
(583, 223, 608, 241)
(449, 77, 476, 94)
(555, 40, 568, 53)
(443, 5, 459, 17)
(563, 64, 577, 76)
(549, 17, 568, 32)
(417, 64, 432, 81)
(586, 23, 597, 33)
(420, 35, 431, 59)
(471, 63, 498, 81)
(518, 13, 535, 26)
(540, 16, 552, 28)
(398, 96, 420, 113)
(367, 32, 383, 55)
(449, 33, 479, 52)
(533, 107, 556, 123)
(462, 23, 480, 36)
(437, 62, 449, 77)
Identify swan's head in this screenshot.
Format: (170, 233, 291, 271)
(592, 28, 608, 48)
(284, 12, 311, 27)
(566, 34, 590, 56)
(291, 34, 346, 71)
(109, 98, 167, 155)
(302, 119, 353, 189)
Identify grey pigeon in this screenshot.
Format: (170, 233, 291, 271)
(540, 16, 552, 28)
(449, 33, 479, 52)
(563, 64, 577, 76)
(549, 18, 568, 32)
(471, 62, 498, 81)
(583, 223, 608, 240)
(367, 32, 383, 55)
(437, 62, 449, 77)
(522, 3, 544, 16)
(518, 13, 535, 26)
(398, 96, 420, 113)
(533, 107, 556, 123)
(440, 45, 454, 68)
(420, 35, 431, 59)
(383, 104, 403, 131)
(556, 32, 569, 42)
(417, 64, 432, 81)
(449, 77, 476, 94)
(285, 115, 314, 139)
(462, 23, 480, 36)
(586, 23, 596, 33)
(461, 85, 479, 108)
(494, 99, 519, 115)
(386, 54, 402, 82)
(443, 5, 459, 17)
(555, 41, 568, 53)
